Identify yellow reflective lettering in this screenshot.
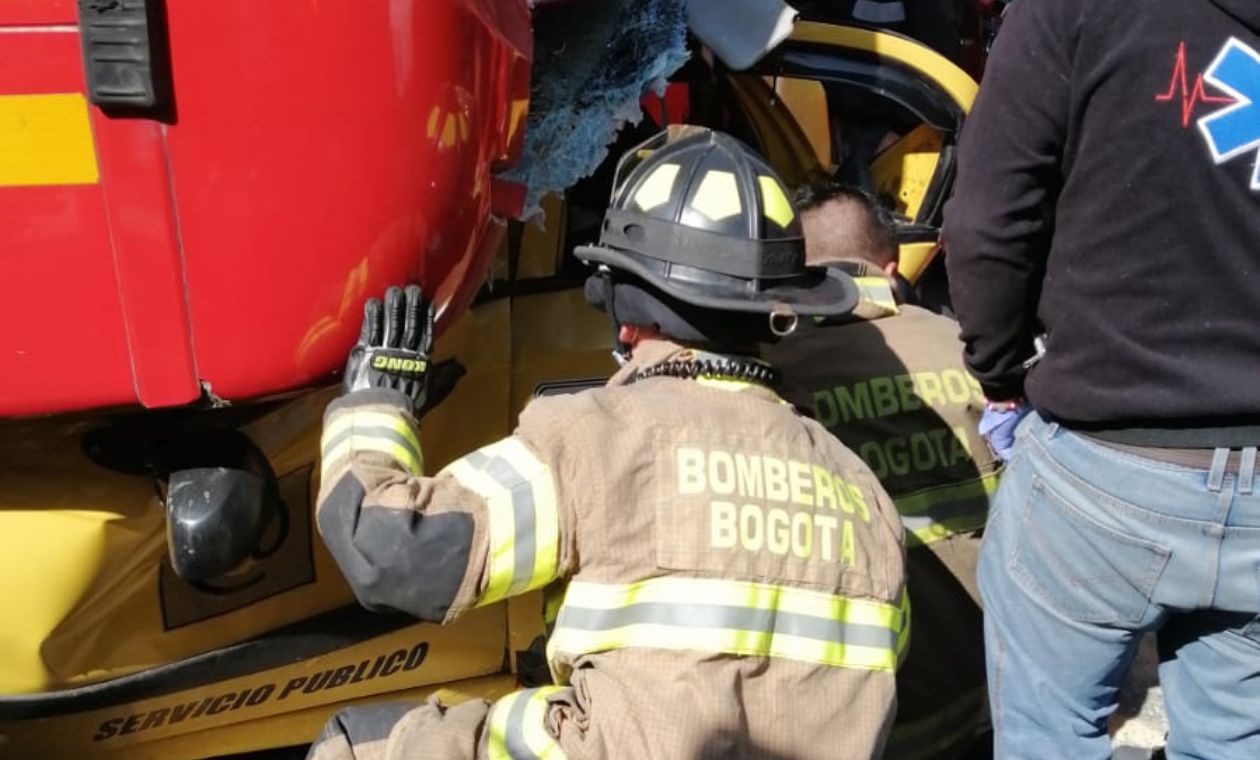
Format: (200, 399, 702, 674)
(678, 448, 706, 494)
(767, 508, 791, 555)
(710, 501, 738, 549)
(813, 390, 839, 428)
(813, 514, 838, 561)
(951, 425, 974, 464)
(942, 370, 973, 404)
(870, 377, 900, 417)
(835, 476, 856, 516)
(841, 520, 857, 566)
(965, 372, 985, 403)
(858, 441, 888, 480)
(739, 504, 764, 551)
(708, 450, 736, 495)
(834, 383, 874, 423)
(764, 457, 789, 502)
(895, 374, 923, 412)
(812, 466, 838, 511)
(910, 432, 938, 473)
(791, 511, 813, 559)
(789, 460, 813, 506)
(735, 454, 764, 500)
(886, 437, 911, 476)
(928, 428, 953, 466)
(916, 372, 947, 407)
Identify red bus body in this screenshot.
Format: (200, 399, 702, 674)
(0, 0, 531, 416)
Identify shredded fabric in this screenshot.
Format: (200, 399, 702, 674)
(499, 0, 690, 218)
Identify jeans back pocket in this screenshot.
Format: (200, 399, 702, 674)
(1010, 475, 1170, 626)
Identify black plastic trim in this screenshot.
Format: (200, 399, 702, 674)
(916, 143, 957, 226)
(770, 44, 963, 131)
(78, 0, 174, 118)
(896, 223, 942, 245)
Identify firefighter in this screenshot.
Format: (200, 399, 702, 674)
(765, 184, 998, 759)
(307, 128, 908, 760)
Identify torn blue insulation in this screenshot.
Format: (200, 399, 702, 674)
(500, 0, 690, 218)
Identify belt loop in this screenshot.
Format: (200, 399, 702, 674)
(1208, 448, 1230, 493)
(1240, 447, 1257, 495)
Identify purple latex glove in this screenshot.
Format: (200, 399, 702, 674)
(979, 402, 1031, 462)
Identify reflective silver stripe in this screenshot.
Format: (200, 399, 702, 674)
(449, 447, 539, 595)
(487, 687, 567, 760)
(548, 578, 907, 673)
(483, 456, 538, 596)
(556, 601, 899, 651)
(504, 689, 537, 760)
(445, 438, 560, 604)
(853, 0, 906, 24)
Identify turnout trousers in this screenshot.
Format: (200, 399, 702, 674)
(979, 413, 1260, 760)
(308, 687, 573, 760)
(885, 533, 988, 760)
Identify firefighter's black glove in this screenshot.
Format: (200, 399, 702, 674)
(343, 285, 436, 413)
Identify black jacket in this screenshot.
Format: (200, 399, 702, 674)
(944, 0, 1260, 445)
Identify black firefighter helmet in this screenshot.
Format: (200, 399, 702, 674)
(579, 126, 858, 348)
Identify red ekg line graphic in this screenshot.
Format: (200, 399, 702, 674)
(1157, 41, 1235, 128)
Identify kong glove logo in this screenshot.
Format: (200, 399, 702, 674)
(372, 354, 428, 374)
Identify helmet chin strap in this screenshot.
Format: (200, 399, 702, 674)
(603, 269, 631, 366)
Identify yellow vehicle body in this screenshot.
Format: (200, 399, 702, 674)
(0, 24, 976, 759)
(0, 298, 583, 759)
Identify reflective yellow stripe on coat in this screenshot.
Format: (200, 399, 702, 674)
(884, 686, 988, 760)
(444, 438, 561, 605)
(854, 276, 900, 316)
(548, 577, 909, 675)
(320, 410, 424, 482)
(896, 472, 999, 545)
(487, 687, 568, 760)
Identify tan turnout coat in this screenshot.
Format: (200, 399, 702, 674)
(309, 339, 908, 760)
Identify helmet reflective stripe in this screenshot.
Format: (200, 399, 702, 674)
(758, 175, 795, 228)
(633, 163, 680, 211)
(688, 170, 743, 221)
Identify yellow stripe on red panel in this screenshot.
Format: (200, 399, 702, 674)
(0, 93, 99, 187)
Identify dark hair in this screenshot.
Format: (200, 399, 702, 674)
(792, 182, 898, 266)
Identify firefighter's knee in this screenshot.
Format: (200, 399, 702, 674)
(305, 702, 413, 760)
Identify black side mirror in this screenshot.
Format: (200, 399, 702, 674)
(161, 430, 279, 583)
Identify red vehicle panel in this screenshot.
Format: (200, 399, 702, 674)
(0, 0, 531, 415)
(0, 27, 137, 413)
(0, 0, 75, 25)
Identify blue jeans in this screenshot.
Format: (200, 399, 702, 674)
(979, 413, 1260, 760)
